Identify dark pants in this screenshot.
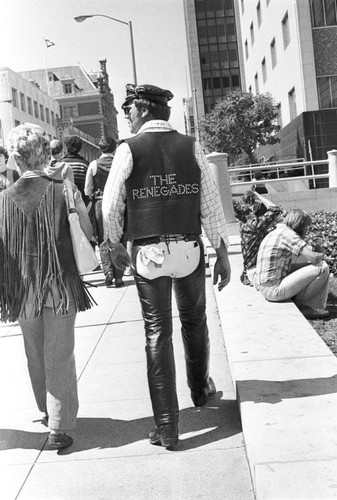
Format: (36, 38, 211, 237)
(132, 242, 210, 427)
(95, 199, 123, 279)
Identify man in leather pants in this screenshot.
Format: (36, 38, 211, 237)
(102, 84, 231, 449)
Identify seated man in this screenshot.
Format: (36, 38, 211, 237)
(253, 209, 330, 319)
(233, 190, 283, 286)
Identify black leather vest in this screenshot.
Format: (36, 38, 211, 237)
(125, 131, 201, 240)
(93, 156, 112, 193)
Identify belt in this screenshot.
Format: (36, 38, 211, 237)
(134, 234, 200, 246)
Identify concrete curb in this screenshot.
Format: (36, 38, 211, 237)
(206, 235, 337, 499)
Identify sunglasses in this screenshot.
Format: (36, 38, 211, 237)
(123, 105, 133, 117)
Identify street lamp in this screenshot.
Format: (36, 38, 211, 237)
(74, 14, 137, 85)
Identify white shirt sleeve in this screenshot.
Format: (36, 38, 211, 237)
(195, 142, 229, 249)
(102, 143, 133, 243)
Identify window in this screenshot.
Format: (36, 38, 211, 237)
(196, 0, 205, 19)
(63, 105, 77, 118)
(231, 72, 240, 88)
(249, 85, 252, 93)
(203, 76, 212, 93)
(254, 73, 259, 94)
(262, 57, 267, 83)
(222, 72, 231, 88)
(241, 0, 244, 14)
(197, 20, 207, 44)
(205, 0, 215, 18)
(245, 39, 249, 59)
(39, 104, 45, 121)
(63, 83, 72, 94)
(12, 88, 18, 107)
(210, 45, 220, 69)
(33, 101, 39, 118)
(224, 0, 234, 15)
(200, 46, 210, 70)
(257, 2, 262, 27)
(207, 19, 217, 43)
(250, 22, 254, 45)
(51, 111, 55, 126)
(282, 11, 290, 49)
(27, 97, 33, 115)
(228, 43, 238, 67)
(214, 0, 224, 16)
(45, 108, 50, 124)
(317, 76, 337, 108)
(20, 92, 26, 112)
(288, 87, 297, 120)
(219, 45, 229, 68)
(310, 0, 337, 26)
(216, 18, 226, 43)
(226, 18, 236, 42)
(270, 38, 277, 68)
(15, 120, 20, 127)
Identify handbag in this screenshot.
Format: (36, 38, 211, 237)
(64, 179, 99, 275)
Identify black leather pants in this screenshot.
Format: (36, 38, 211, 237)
(133, 240, 210, 427)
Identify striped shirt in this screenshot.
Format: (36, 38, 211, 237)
(256, 223, 307, 287)
(62, 153, 88, 200)
(102, 120, 229, 249)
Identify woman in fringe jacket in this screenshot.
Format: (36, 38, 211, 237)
(1, 123, 94, 450)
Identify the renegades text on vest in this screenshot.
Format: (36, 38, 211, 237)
(125, 131, 201, 240)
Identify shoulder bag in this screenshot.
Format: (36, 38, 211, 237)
(64, 179, 99, 275)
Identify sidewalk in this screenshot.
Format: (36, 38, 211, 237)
(0, 251, 254, 500)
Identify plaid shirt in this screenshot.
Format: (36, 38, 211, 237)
(256, 223, 307, 287)
(241, 206, 283, 271)
(102, 120, 229, 249)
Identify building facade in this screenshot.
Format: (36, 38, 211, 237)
(236, 0, 337, 163)
(0, 67, 60, 147)
(183, 0, 244, 136)
(19, 59, 118, 144)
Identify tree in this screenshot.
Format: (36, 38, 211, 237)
(199, 91, 281, 163)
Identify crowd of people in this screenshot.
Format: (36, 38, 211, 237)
(0, 82, 331, 453)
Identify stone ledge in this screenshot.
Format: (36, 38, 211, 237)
(206, 236, 337, 499)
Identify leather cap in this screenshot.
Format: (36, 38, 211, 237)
(122, 83, 173, 109)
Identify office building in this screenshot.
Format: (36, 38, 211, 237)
(183, 0, 244, 136)
(236, 0, 337, 162)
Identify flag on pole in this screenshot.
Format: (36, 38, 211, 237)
(45, 39, 55, 48)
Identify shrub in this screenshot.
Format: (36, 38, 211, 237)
(306, 211, 337, 276)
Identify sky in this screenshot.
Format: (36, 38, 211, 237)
(1, 0, 191, 139)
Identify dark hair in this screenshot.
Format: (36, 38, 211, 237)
(0, 146, 9, 161)
(65, 136, 82, 154)
(50, 139, 63, 156)
(254, 170, 264, 180)
(99, 137, 116, 153)
(242, 190, 266, 217)
(134, 98, 171, 121)
(284, 209, 312, 237)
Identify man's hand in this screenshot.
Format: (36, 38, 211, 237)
(100, 239, 131, 270)
(213, 240, 231, 291)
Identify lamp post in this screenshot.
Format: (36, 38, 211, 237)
(74, 14, 137, 85)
